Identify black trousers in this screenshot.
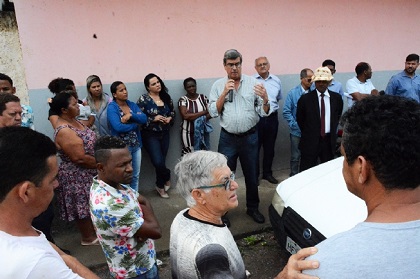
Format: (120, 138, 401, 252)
(300, 134, 333, 172)
(257, 111, 279, 177)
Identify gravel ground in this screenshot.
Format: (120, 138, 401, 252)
(91, 229, 290, 279)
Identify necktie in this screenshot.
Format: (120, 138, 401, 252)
(320, 93, 325, 137)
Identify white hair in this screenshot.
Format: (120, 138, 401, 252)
(174, 151, 227, 207)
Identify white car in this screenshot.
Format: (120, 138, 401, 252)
(269, 157, 366, 254)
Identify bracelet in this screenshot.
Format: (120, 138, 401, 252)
(263, 102, 270, 106)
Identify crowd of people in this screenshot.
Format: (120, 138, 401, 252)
(0, 50, 418, 278)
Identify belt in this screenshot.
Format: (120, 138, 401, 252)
(222, 126, 257, 137)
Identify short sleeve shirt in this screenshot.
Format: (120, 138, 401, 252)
(90, 178, 156, 278)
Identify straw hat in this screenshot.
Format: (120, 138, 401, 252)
(312, 66, 334, 82)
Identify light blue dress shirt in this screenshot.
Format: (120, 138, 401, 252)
(254, 73, 282, 112)
(385, 71, 420, 103)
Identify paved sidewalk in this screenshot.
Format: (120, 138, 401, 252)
(53, 169, 289, 268)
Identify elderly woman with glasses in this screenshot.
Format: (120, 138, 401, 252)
(170, 150, 320, 278)
(170, 150, 246, 278)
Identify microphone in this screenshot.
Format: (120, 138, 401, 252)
(228, 89, 233, 102)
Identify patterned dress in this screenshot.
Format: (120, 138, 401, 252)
(54, 122, 97, 222)
(178, 94, 210, 155)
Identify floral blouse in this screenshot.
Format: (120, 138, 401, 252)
(137, 93, 175, 132)
(21, 104, 34, 129)
(90, 178, 156, 279)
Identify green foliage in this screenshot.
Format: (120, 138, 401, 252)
(243, 235, 265, 246)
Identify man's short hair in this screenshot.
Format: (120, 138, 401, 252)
(0, 73, 13, 86)
(223, 49, 242, 65)
(174, 151, 227, 207)
(0, 93, 20, 115)
(300, 68, 312, 79)
(355, 62, 370, 76)
(340, 95, 420, 190)
(322, 59, 335, 68)
(94, 135, 127, 164)
(0, 127, 57, 202)
(255, 56, 268, 65)
(406, 53, 419, 62)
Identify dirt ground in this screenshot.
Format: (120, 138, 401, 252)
(91, 229, 290, 279)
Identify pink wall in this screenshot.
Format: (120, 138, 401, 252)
(14, 0, 420, 89)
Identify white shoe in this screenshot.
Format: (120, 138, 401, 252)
(164, 181, 171, 192)
(156, 187, 169, 199)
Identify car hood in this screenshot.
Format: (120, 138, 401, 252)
(276, 157, 366, 238)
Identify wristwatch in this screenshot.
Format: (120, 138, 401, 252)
(263, 101, 270, 106)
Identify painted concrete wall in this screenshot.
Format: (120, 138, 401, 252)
(13, 0, 420, 89)
(11, 0, 420, 190)
(0, 11, 28, 103)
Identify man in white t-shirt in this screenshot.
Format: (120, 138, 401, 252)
(0, 127, 99, 279)
(345, 62, 379, 108)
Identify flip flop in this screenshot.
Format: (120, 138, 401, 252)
(81, 238, 100, 246)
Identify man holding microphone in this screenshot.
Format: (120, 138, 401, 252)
(209, 49, 270, 225)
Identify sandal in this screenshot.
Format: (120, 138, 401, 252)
(156, 187, 169, 199)
(81, 238, 100, 246)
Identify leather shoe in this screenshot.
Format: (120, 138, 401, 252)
(221, 215, 231, 227)
(246, 209, 265, 224)
(262, 175, 279, 184)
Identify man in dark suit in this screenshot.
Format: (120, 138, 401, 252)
(297, 66, 343, 171)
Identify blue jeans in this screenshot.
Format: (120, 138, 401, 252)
(290, 134, 301, 176)
(128, 145, 141, 192)
(142, 130, 170, 188)
(257, 112, 279, 178)
(218, 128, 259, 209)
(130, 264, 159, 279)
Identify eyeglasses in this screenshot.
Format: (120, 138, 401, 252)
(226, 63, 242, 69)
(304, 77, 313, 82)
(257, 62, 268, 68)
(195, 172, 235, 191)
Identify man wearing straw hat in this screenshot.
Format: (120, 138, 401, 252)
(297, 67, 343, 171)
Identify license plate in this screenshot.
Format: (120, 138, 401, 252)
(286, 236, 301, 254)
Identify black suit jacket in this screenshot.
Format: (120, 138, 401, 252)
(296, 89, 343, 155)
